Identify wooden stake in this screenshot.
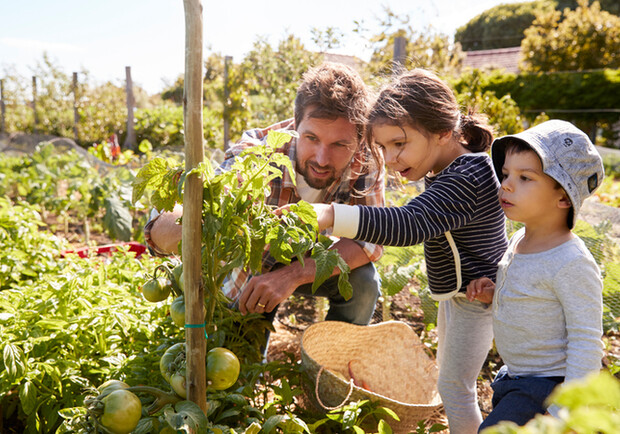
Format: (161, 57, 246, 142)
(182, 0, 207, 414)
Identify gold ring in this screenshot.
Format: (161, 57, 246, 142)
(257, 303, 266, 308)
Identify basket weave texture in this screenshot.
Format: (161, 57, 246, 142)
(300, 320, 442, 433)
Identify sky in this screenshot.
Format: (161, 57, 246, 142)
(1, 0, 526, 95)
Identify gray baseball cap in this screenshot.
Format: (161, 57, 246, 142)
(491, 119, 604, 229)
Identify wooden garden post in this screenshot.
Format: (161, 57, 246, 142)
(124, 66, 137, 151)
(0, 79, 5, 133)
(182, 0, 207, 414)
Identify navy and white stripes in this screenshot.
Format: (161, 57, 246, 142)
(355, 153, 508, 296)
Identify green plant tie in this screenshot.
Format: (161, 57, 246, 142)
(184, 323, 208, 340)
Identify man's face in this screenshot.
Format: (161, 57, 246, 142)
(295, 112, 358, 190)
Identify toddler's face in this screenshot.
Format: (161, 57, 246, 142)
(499, 149, 568, 226)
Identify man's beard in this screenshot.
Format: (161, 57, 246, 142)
(296, 159, 338, 190)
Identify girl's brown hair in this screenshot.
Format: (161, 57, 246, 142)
(367, 69, 495, 165)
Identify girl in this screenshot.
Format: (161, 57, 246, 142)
(309, 69, 508, 433)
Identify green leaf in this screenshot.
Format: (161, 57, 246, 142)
(549, 370, 620, 410)
(164, 400, 209, 433)
(262, 414, 287, 433)
(265, 130, 297, 149)
(19, 381, 38, 415)
(103, 195, 133, 241)
(243, 422, 262, 434)
(377, 419, 393, 434)
(3, 343, 26, 380)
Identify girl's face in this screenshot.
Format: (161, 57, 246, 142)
(371, 123, 444, 181)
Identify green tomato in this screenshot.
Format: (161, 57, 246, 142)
(169, 369, 187, 398)
(160, 343, 186, 383)
(142, 277, 171, 303)
(99, 389, 142, 434)
(97, 380, 129, 398)
(170, 295, 185, 327)
(172, 264, 184, 292)
(206, 347, 240, 391)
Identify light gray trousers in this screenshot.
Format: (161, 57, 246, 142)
(437, 296, 494, 434)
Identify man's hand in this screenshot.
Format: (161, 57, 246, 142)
(237, 264, 308, 314)
(274, 203, 335, 232)
(150, 204, 184, 254)
(466, 277, 495, 304)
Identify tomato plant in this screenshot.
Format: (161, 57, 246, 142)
(206, 347, 240, 391)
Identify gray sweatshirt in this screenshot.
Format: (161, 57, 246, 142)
(493, 228, 604, 383)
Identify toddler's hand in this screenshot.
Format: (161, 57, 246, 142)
(466, 277, 495, 304)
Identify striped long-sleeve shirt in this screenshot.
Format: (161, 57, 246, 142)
(333, 153, 508, 298)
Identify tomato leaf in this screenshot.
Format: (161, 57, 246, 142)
(164, 400, 208, 433)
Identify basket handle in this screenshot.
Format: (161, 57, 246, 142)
(314, 366, 355, 411)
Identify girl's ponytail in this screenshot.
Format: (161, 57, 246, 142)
(460, 111, 494, 153)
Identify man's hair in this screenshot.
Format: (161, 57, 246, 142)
(294, 62, 369, 144)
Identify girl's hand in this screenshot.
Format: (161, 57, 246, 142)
(311, 203, 335, 231)
(466, 277, 495, 304)
(274, 203, 335, 232)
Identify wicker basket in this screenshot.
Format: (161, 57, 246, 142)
(300, 321, 442, 434)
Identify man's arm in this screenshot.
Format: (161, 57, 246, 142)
(237, 238, 370, 314)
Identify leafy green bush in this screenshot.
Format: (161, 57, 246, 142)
(0, 247, 171, 433)
(0, 198, 67, 290)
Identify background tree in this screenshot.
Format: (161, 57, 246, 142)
(455, 0, 554, 51)
(239, 34, 321, 127)
(520, 0, 620, 72)
(360, 7, 463, 79)
(556, 0, 619, 15)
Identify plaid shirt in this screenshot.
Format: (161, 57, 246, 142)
(146, 118, 385, 300)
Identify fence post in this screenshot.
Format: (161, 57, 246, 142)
(32, 76, 38, 134)
(393, 36, 407, 74)
(0, 79, 5, 133)
(124, 66, 137, 150)
(73, 72, 79, 141)
(223, 55, 232, 151)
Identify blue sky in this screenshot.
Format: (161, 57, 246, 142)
(1, 0, 525, 94)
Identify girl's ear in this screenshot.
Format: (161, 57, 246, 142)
(438, 130, 453, 145)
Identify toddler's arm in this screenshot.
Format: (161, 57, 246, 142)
(466, 277, 495, 304)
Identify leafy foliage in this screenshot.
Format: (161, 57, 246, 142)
(0, 246, 171, 433)
(481, 370, 620, 433)
(0, 142, 139, 242)
(455, 0, 554, 51)
(357, 7, 463, 78)
(521, 0, 620, 72)
(0, 198, 67, 289)
(132, 130, 352, 332)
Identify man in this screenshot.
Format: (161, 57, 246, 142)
(145, 62, 384, 327)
